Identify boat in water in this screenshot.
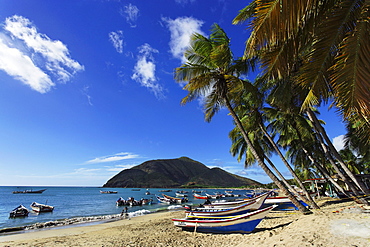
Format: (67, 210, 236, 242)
(100, 190, 118, 194)
(12, 189, 46, 194)
(30, 202, 54, 213)
(172, 205, 277, 234)
(9, 205, 29, 218)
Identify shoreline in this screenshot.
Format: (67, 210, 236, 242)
(0, 198, 369, 247)
(0, 206, 184, 236)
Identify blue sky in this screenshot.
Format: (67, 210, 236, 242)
(0, 0, 346, 186)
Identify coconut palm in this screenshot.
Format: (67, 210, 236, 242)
(175, 23, 311, 214)
(233, 0, 370, 126)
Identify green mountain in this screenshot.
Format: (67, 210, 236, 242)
(102, 157, 261, 188)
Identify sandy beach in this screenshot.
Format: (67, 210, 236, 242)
(0, 198, 369, 247)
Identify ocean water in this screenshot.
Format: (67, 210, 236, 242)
(0, 186, 253, 231)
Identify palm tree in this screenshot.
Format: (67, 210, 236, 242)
(233, 0, 370, 127)
(174, 23, 311, 214)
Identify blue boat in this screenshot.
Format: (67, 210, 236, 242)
(172, 205, 277, 234)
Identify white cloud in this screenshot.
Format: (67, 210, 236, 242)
(132, 43, 164, 98)
(120, 3, 139, 28)
(162, 16, 204, 63)
(85, 152, 139, 164)
(109, 30, 124, 53)
(333, 135, 345, 151)
(0, 38, 54, 93)
(0, 15, 84, 93)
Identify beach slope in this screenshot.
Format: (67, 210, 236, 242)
(0, 199, 369, 247)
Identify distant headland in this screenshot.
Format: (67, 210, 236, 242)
(103, 156, 261, 188)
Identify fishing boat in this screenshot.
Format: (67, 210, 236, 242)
(185, 199, 265, 217)
(30, 202, 54, 212)
(9, 205, 29, 217)
(193, 193, 209, 199)
(202, 191, 271, 209)
(100, 190, 118, 194)
(163, 194, 188, 203)
(12, 189, 46, 194)
(175, 192, 188, 197)
(205, 193, 222, 199)
(264, 195, 308, 210)
(172, 205, 277, 234)
(156, 195, 172, 204)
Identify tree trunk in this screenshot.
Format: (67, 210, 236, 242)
(307, 110, 369, 205)
(260, 124, 319, 209)
(307, 109, 370, 195)
(224, 98, 311, 214)
(291, 124, 351, 198)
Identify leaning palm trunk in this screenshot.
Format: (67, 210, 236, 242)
(264, 155, 315, 208)
(260, 124, 319, 209)
(291, 124, 351, 198)
(306, 109, 370, 196)
(225, 97, 311, 214)
(307, 111, 369, 205)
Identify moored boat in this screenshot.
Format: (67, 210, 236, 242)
(9, 205, 29, 218)
(172, 205, 277, 234)
(163, 194, 188, 203)
(100, 190, 118, 194)
(30, 202, 54, 213)
(12, 189, 46, 194)
(193, 193, 209, 199)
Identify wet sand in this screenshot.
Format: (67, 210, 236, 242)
(0, 198, 369, 247)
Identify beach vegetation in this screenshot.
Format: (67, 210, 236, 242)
(175, 24, 311, 213)
(233, 0, 370, 205)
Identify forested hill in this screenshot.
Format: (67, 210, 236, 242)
(103, 157, 261, 188)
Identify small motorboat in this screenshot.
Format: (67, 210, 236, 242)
(100, 190, 118, 194)
(9, 205, 29, 217)
(30, 202, 54, 213)
(12, 189, 46, 194)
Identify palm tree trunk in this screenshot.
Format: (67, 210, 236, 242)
(224, 97, 311, 214)
(307, 110, 369, 205)
(291, 124, 351, 198)
(307, 109, 370, 195)
(260, 123, 319, 209)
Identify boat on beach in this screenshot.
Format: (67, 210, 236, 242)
(9, 205, 29, 218)
(172, 205, 277, 234)
(30, 202, 54, 213)
(12, 189, 46, 194)
(184, 199, 265, 217)
(202, 191, 271, 209)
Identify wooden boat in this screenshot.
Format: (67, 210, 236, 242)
(30, 202, 54, 212)
(264, 195, 308, 210)
(202, 191, 271, 209)
(172, 205, 277, 234)
(163, 194, 188, 203)
(100, 190, 118, 194)
(9, 205, 29, 217)
(158, 189, 172, 192)
(205, 193, 222, 199)
(185, 199, 265, 217)
(156, 195, 172, 204)
(193, 193, 209, 199)
(12, 189, 46, 194)
(175, 192, 188, 197)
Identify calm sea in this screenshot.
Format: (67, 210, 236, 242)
(0, 186, 252, 230)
